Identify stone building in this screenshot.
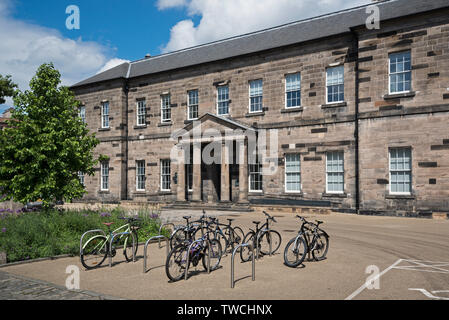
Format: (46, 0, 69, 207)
(71, 0, 449, 216)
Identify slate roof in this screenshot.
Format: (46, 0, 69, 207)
(71, 0, 449, 88)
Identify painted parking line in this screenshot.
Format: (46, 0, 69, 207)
(345, 259, 449, 300)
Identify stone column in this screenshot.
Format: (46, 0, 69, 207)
(192, 142, 202, 202)
(176, 144, 186, 202)
(238, 138, 249, 203)
(221, 141, 230, 202)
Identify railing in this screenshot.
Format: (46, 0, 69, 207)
(143, 235, 169, 273)
(231, 243, 255, 289)
(80, 229, 106, 256)
(109, 232, 136, 267)
(184, 239, 211, 281)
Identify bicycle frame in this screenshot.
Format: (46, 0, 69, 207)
(82, 222, 133, 254)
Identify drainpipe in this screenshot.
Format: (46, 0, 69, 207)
(351, 28, 361, 214)
(123, 80, 129, 201)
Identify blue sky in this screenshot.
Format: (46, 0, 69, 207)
(0, 0, 371, 114)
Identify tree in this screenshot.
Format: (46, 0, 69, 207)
(0, 74, 18, 105)
(0, 63, 100, 207)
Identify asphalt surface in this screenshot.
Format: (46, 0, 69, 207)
(1, 210, 449, 300)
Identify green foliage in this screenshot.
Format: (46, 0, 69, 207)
(0, 207, 165, 263)
(0, 64, 100, 206)
(0, 74, 17, 105)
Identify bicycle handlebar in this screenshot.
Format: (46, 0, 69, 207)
(263, 211, 277, 223)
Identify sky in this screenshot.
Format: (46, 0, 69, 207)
(0, 0, 372, 113)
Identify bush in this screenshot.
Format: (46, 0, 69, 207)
(0, 206, 168, 263)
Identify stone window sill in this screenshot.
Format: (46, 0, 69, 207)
(98, 191, 110, 194)
(281, 107, 303, 114)
(245, 112, 265, 117)
(282, 192, 304, 197)
(385, 194, 416, 200)
(98, 128, 111, 132)
(158, 191, 173, 195)
(158, 122, 173, 127)
(322, 192, 347, 198)
(321, 102, 347, 109)
(383, 91, 416, 100)
(134, 125, 147, 129)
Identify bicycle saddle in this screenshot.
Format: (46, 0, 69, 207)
(252, 221, 260, 225)
(183, 216, 191, 220)
(103, 222, 114, 227)
(227, 218, 235, 222)
(315, 220, 323, 225)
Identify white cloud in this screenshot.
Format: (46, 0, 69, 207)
(156, 0, 189, 10)
(96, 58, 130, 74)
(0, 0, 127, 107)
(159, 0, 370, 53)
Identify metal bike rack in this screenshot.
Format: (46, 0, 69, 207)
(158, 223, 175, 248)
(231, 243, 255, 289)
(184, 239, 211, 280)
(255, 229, 272, 260)
(109, 231, 136, 267)
(79, 229, 106, 255)
(143, 235, 169, 273)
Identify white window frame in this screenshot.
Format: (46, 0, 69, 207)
(389, 147, 412, 195)
(78, 106, 86, 123)
(136, 99, 146, 126)
(217, 85, 230, 116)
(187, 90, 199, 120)
(284, 153, 301, 193)
(101, 162, 109, 191)
(160, 159, 171, 191)
(389, 51, 412, 95)
(249, 160, 263, 193)
(249, 79, 263, 113)
(101, 102, 109, 128)
(285, 73, 301, 109)
(161, 94, 171, 123)
(136, 160, 146, 191)
(326, 151, 345, 194)
(326, 66, 345, 104)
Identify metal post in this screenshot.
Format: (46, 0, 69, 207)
(231, 243, 255, 289)
(109, 231, 132, 268)
(185, 239, 211, 281)
(143, 235, 169, 273)
(158, 223, 175, 248)
(80, 229, 106, 256)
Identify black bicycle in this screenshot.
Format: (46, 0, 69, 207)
(165, 230, 222, 282)
(283, 215, 329, 268)
(240, 211, 282, 262)
(198, 216, 245, 255)
(169, 214, 208, 249)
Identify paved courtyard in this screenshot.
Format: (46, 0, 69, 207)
(1, 209, 449, 300)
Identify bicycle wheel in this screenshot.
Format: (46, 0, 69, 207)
(240, 231, 255, 262)
(284, 236, 307, 268)
(202, 238, 222, 271)
(193, 226, 212, 241)
(213, 229, 228, 254)
(170, 228, 186, 249)
(165, 243, 189, 282)
(222, 226, 242, 253)
(259, 230, 282, 255)
(123, 231, 138, 262)
(311, 231, 329, 261)
(80, 235, 108, 269)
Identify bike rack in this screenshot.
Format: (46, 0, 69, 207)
(231, 243, 255, 289)
(184, 239, 211, 281)
(255, 229, 272, 260)
(158, 223, 175, 248)
(143, 235, 169, 273)
(79, 229, 106, 255)
(109, 231, 136, 267)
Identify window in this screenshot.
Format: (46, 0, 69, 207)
(137, 100, 146, 126)
(188, 90, 199, 120)
(101, 102, 109, 128)
(285, 73, 301, 108)
(326, 66, 344, 103)
(249, 160, 263, 192)
(249, 80, 263, 113)
(389, 51, 411, 94)
(78, 171, 85, 186)
(136, 160, 146, 191)
(161, 94, 171, 123)
(217, 85, 229, 115)
(101, 162, 109, 191)
(326, 151, 344, 193)
(389, 148, 412, 194)
(78, 106, 86, 123)
(161, 160, 171, 191)
(285, 154, 301, 192)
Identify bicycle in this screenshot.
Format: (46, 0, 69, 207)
(199, 216, 245, 255)
(240, 211, 282, 262)
(80, 217, 140, 270)
(169, 213, 208, 249)
(165, 229, 222, 282)
(283, 215, 330, 268)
